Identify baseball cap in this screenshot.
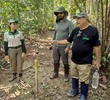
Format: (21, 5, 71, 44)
(9, 19, 18, 24)
(73, 12, 90, 22)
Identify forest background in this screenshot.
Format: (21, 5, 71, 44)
(0, 0, 110, 61)
(0, 0, 110, 100)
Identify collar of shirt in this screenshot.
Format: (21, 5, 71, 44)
(8, 30, 19, 35)
(59, 18, 67, 23)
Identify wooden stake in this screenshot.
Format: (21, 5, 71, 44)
(34, 60, 38, 93)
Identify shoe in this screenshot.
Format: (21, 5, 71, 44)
(66, 78, 79, 97)
(50, 73, 58, 79)
(9, 73, 17, 82)
(80, 94, 86, 100)
(18, 77, 25, 83)
(50, 63, 59, 79)
(64, 77, 69, 82)
(9, 76, 17, 82)
(80, 82, 88, 99)
(66, 91, 78, 97)
(64, 75, 69, 82)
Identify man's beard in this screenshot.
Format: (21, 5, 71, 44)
(56, 16, 65, 23)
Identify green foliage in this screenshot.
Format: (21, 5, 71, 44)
(101, 55, 109, 67)
(0, 0, 109, 44)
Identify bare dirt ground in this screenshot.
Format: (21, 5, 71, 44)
(0, 31, 110, 100)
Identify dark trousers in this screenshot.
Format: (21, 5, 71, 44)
(53, 45, 69, 76)
(53, 45, 68, 64)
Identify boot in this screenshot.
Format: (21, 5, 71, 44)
(9, 73, 17, 82)
(64, 64, 69, 82)
(80, 82, 88, 100)
(50, 63, 59, 79)
(18, 73, 24, 83)
(67, 78, 79, 97)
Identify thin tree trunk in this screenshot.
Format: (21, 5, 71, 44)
(68, 0, 71, 18)
(51, 0, 54, 27)
(74, 0, 82, 12)
(89, 0, 93, 15)
(96, 0, 100, 30)
(82, 0, 86, 12)
(100, 0, 105, 55)
(106, 6, 110, 44)
(16, 1, 20, 23)
(105, 0, 108, 42)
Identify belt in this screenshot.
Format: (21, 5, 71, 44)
(9, 45, 21, 49)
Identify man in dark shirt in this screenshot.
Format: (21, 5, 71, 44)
(52, 12, 101, 100)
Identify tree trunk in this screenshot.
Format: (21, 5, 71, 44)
(82, 0, 86, 12)
(68, 0, 71, 18)
(74, 0, 82, 12)
(105, 0, 109, 42)
(100, 0, 105, 55)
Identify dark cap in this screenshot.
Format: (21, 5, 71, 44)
(9, 19, 18, 24)
(73, 12, 90, 22)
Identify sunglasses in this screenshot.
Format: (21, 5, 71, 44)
(77, 30, 82, 38)
(77, 30, 89, 40)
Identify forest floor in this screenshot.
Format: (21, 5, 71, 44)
(0, 31, 110, 100)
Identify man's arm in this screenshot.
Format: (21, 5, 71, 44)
(94, 46, 101, 69)
(52, 39, 69, 45)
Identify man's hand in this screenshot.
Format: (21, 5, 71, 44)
(4, 55, 10, 62)
(94, 46, 101, 70)
(64, 48, 70, 54)
(22, 53, 26, 59)
(94, 61, 100, 70)
(52, 40, 58, 44)
(52, 39, 69, 45)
